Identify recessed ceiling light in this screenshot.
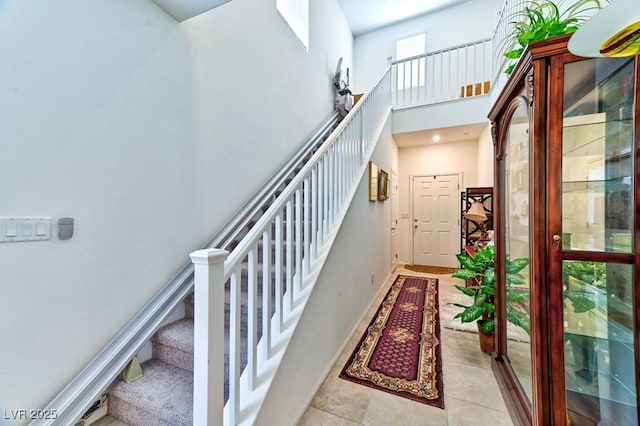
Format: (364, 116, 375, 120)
(432, 135, 441, 142)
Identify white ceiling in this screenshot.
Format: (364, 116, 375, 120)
(393, 123, 487, 148)
(337, 0, 469, 36)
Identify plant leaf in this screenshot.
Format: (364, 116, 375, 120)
(565, 292, 597, 313)
(456, 253, 480, 271)
(506, 305, 531, 334)
(484, 267, 496, 286)
(474, 292, 488, 306)
(507, 289, 529, 303)
(452, 268, 477, 281)
(453, 284, 476, 297)
(459, 304, 485, 323)
(506, 257, 529, 274)
(505, 63, 516, 75)
(505, 48, 524, 59)
(507, 273, 526, 285)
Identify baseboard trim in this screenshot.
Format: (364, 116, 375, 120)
(291, 271, 393, 424)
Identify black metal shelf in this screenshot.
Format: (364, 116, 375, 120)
(460, 187, 493, 253)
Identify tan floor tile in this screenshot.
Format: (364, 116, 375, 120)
(311, 370, 371, 423)
(440, 328, 492, 370)
(443, 361, 509, 413)
(445, 396, 514, 426)
(362, 389, 448, 426)
(297, 406, 361, 426)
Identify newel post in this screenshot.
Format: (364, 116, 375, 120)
(189, 248, 229, 426)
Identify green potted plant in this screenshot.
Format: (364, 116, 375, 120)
(450, 244, 530, 353)
(500, 0, 603, 75)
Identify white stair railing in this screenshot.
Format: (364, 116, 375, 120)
(392, 38, 492, 109)
(190, 67, 392, 425)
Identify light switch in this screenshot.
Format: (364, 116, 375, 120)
(0, 217, 51, 242)
(6, 222, 17, 237)
(20, 222, 34, 237)
(36, 222, 47, 236)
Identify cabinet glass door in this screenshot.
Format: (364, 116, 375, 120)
(561, 57, 636, 425)
(504, 104, 532, 402)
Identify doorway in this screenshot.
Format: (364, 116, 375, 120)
(412, 173, 460, 268)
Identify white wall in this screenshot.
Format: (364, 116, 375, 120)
(476, 124, 495, 186)
(397, 139, 479, 263)
(0, 0, 353, 414)
(351, 0, 504, 94)
(256, 116, 398, 425)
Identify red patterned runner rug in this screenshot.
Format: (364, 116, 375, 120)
(339, 275, 444, 408)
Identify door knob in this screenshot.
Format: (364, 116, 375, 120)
(552, 234, 561, 250)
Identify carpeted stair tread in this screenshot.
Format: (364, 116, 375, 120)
(109, 359, 192, 426)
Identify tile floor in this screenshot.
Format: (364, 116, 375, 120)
(296, 266, 516, 426)
(96, 266, 518, 426)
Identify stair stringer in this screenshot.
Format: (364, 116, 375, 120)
(225, 106, 392, 426)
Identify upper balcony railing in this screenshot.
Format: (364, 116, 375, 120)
(392, 38, 492, 110)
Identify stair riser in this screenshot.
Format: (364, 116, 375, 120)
(108, 394, 175, 426)
(152, 342, 193, 372)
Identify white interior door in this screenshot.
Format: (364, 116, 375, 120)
(412, 174, 460, 267)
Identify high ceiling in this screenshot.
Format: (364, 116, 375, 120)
(337, 0, 470, 36)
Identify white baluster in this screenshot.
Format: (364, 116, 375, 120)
(247, 247, 258, 390)
(295, 187, 302, 294)
(262, 229, 272, 359)
(274, 214, 283, 333)
(311, 167, 318, 260)
(317, 158, 324, 247)
(228, 269, 241, 424)
(303, 177, 311, 278)
(286, 199, 293, 311)
(323, 156, 329, 238)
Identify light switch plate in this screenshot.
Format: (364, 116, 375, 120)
(0, 217, 52, 242)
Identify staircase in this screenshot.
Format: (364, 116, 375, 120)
(104, 123, 333, 425)
(33, 67, 392, 426)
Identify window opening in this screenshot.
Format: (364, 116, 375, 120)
(396, 33, 426, 89)
(277, 0, 309, 49)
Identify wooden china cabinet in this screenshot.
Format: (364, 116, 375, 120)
(488, 34, 640, 425)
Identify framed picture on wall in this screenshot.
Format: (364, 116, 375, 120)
(378, 169, 389, 201)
